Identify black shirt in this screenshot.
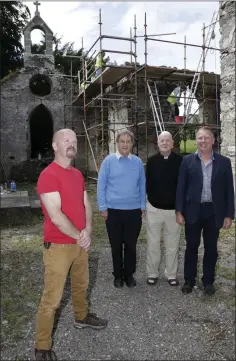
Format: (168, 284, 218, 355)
(146, 152, 183, 210)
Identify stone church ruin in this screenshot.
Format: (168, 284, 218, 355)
(0, 1, 235, 183)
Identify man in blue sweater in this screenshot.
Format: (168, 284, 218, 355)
(97, 129, 146, 288)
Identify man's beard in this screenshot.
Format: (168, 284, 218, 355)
(66, 148, 76, 159)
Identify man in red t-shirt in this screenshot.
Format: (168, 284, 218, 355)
(35, 129, 107, 361)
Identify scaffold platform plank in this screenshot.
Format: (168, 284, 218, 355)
(96, 66, 134, 85)
(73, 66, 134, 105)
(138, 66, 220, 85)
(73, 83, 101, 105)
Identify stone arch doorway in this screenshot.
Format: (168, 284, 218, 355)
(29, 105, 53, 159)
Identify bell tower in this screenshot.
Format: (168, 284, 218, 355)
(23, 1, 55, 70)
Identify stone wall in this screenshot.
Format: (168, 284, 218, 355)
(0, 67, 68, 181)
(219, 1, 236, 187)
(10, 159, 52, 182)
(108, 103, 129, 153)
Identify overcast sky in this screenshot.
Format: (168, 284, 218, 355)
(23, 1, 221, 73)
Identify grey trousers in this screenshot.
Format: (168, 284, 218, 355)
(146, 202, 181, 279)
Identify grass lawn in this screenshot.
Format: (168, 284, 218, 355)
(180, 139, 197, 153)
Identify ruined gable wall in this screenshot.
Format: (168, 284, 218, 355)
(1, 67, 67, 181)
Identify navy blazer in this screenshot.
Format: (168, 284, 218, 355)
(176, 152, 235, 228)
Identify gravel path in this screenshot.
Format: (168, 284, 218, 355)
(1, 243, 235, 361)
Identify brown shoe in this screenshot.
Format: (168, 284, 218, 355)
(74, 312, 108, 330)
(35, 349, 57, 360)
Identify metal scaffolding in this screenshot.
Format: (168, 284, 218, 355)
(138, 9, 221, 159)
(64, 8, 221, 176)
(64, 9, 138, 174)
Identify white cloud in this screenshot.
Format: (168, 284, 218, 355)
(22, 1, 220, 73)
(116, 2, 220, 72)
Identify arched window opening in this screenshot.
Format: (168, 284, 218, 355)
(31, 28, 46, 54)
(29, 105, 53, 159)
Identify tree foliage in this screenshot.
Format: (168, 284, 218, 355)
(0, 1, 30, 79)
(54, 39, 110, 83)
(31, 32, 84, 81)
(32, 32, 110, 83)
(31, 40, 46, 55)
(53, 35, 83, 79)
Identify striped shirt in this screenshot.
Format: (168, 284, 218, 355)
(196, 151, 214, 203)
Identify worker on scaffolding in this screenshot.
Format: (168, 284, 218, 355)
(95, 51, 104, 77)
(81, 81, 87, 90)
(80, 64, 88, 91)
(167, 86, 182, 119)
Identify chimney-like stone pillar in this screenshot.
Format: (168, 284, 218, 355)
(219, 1, 235, 187)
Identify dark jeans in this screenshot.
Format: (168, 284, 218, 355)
(105, 208, 142, 279)
(169, 102, 179, 117)
(184, 203, 220, 286)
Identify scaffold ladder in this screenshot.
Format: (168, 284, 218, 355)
(184, 10, 219, 121)
(147, 80, 165, 137)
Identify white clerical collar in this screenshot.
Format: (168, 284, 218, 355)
(160, 152, 171, 159)
(116, 151, 132, 160)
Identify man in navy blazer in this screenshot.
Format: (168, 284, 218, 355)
(176, 126, 234, 296)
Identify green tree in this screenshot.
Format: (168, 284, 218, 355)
(53, 36, 83, 80)
(31, 30, 46, 54)
(0, 1, 30, 79)
(31, 42, 46, 54)
(31, 33, 83, 81)
(52, 34, 110, 82)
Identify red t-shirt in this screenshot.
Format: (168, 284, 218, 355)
(37, 161, 86, 244)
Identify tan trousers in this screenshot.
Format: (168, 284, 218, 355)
(35, 243, 89, 350)
(146, 202, 181, 279)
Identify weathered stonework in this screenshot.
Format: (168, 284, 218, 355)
(0, 9, 70, 182)
(23, 12, 54, 70)
(1, 66, 69, 181)
(219, 1, 236, 185)
(108, 102, 129, 153)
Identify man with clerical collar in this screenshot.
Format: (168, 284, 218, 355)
(145, 131, 183, 287)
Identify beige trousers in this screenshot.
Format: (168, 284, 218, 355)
(35, 243, 89, 350)
(146, 202, 181, 279)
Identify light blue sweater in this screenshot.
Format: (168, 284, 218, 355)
(97, 153, 146, 211)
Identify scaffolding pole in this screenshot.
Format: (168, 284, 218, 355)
(64, 8, 221, 175)
(99, 8, 104, 161)
(137, 10, 221, 159)
(69, 8, 138, 174)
